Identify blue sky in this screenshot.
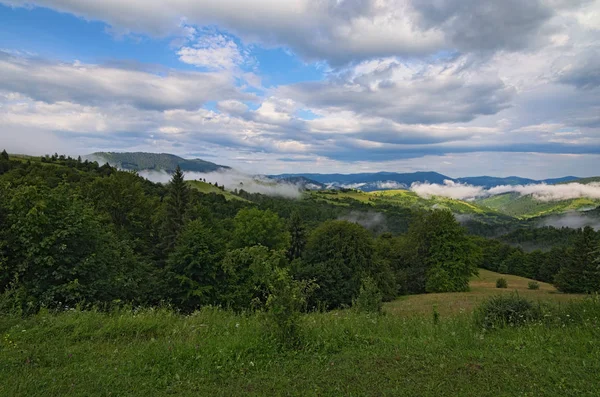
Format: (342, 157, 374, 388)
(0, 0, 599, 178)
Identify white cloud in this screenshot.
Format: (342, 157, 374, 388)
(411, 180, 486, 200)
(0, 51, 250, 110)
(177, 34, 246, 70)
(488, 182, 600, 201)
(4, 0, 592, 65)
(410, 180, 600, 202)
(139, 169, 303, 198)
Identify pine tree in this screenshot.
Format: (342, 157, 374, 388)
(162, 166, 190, 251)
(555, 226, 600, 293)
(287, 211, 306, 260)
(0, 149, 8, 161)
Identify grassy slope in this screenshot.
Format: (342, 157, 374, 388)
(1, 271, 596, 397)
(187, 180, 249, 202)
(477, 193, 600, 219)
(308, 189, 503, 216)
(385, 269, 580, 317)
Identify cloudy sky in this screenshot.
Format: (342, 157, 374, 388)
(0, 0, 599, 178)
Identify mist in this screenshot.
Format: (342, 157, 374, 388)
(411, 180, 600, 202)
(338, 211, 387, 231)
(488, 183, 600, 202)
(411, 180, 485, 200)
(139, 169, 303, 199)
(537, 212, 600, 230)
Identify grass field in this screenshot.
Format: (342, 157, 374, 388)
(308, 189, 506, 217)
(385, 269, 582, 317)
(476, 192, 600, 219)
(187, 180, 249, 202)
(1, 270, 597, 396)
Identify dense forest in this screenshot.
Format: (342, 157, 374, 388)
(1, 151, 598, 315)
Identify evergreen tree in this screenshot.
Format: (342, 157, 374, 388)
(162, 166, 190, 251)
(287, 211, 306, 260)
(555, 226, 600, 293)
(166, 219, 223, 310)
(0, 149, 8, 161)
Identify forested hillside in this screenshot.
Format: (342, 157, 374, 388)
(1, 151, 598, 317)
(91, 152, 230, 173)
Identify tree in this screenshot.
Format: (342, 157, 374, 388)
(166, 219, 224, 310)
(287, 210, 306, 260)
(0, 150, 8, 161)
(86, 171, 159, 255)
(161, 166, 190, 251)
(555, 226, 600, 293)
(405, 210, 480, 294)
(5, 184, 143, 311)
(231, 208, 290, 250)
(299, 220, 375, 309)
(221, 246, 288, 311)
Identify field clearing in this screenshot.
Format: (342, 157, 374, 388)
(385, 269, 583, 317)
(187, 180, 249, 202)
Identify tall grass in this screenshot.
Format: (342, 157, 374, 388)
(1, 297, 599, 396)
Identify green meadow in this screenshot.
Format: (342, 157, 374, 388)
(2, 270, 598, 397)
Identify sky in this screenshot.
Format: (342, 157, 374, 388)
(0, 0, 599, 178)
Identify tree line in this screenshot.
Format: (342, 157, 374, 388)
(0, 152, 598, 315)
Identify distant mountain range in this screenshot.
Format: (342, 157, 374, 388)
(90, 152, 230, 173)
(271, 172, 580, 191)
(89, 152, 582, 192)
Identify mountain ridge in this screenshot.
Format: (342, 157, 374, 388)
(90, 152, 230, 173)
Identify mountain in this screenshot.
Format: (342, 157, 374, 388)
(90, 152, 230, 173)
(271, 171, 450, 191)
(269, 176, 326, 190)
(456, 176, 538, 187)
(459, 176, 580, 188)
(565, 177, 600, 185)
(271, 172, 581, 192)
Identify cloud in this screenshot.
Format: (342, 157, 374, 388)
(280, 56, 514, 125)
(338, 211, 387, 231)
(177, 34, 247, 70)
(3, 0, 591, 65)
(410, 180, 600, 202)
(139, 169, 303, 198)
(0, 51, 250, 110)
(412, 0, 576, 52)
(537, 211, 600, 230)
(411, 180, 486, 200)
(488, 182, 600, 201)
(555, 52, 600, 90)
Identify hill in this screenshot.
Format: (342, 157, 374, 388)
(385, 268, 579, 317)
(307, 188, 510, 220)
(90, 152, 230, 173)
(477, 192, 600, 219)
(187, 180, 249, 202)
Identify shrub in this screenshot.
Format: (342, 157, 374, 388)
(352, 277, 383, 314)
(474, 293, 543, 329)
(264, 267, 317, 349)
(528, 281, 540, 290)
(496, 278, 508, 288)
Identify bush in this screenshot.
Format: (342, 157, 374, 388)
(474, 294, 543, 329)
(496, 278, 508, 288)
(264, 268, 317, 349)
(528, 281, 540, 290)
(352, 277, 383, 314)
